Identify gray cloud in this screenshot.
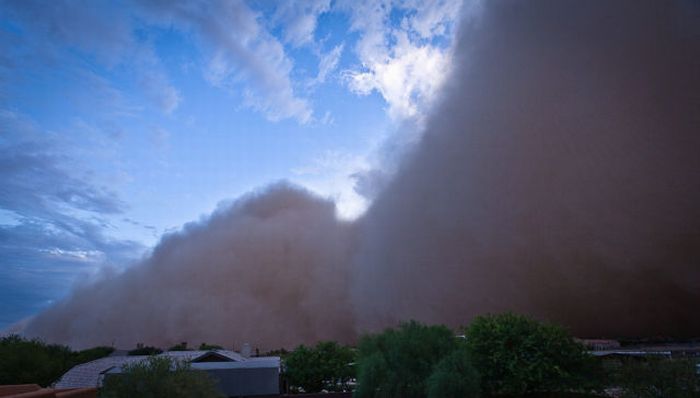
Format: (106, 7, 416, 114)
(0, 111, 145, 329)
(1, 0, 181, 114)
(0, 111, 126, 218)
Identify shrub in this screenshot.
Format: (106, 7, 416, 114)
(198, 343, 223, 350)
(168, 343, 191, 351)
(354, 320, 457, 398)
(128, 346, 163, 356)
(617, 358, 700, 398)
(100, 356, 223, 398)
(464, 313, 595, 395)
(426, 345, 481, 398)
(284, 341, 355, 393)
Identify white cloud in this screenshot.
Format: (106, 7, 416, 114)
(402, 0, 464, 39)
(312, 44, 344, 86)
(43, 248, 106, 263)
(345, 33, 451, 119)
(340, 0, 463, 120)
(138, 53, 182, 114)
(273, 0, 331, 47)
(292, 150, 371, 219)
(140, 0, 313, 123)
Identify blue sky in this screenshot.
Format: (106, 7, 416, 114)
(0, 0, 464, 330)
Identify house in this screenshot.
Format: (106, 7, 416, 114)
(578, 339, 621, 351)
(55, 350, 281, 397)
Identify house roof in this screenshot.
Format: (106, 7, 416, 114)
(54, 356, 148, 388)
(161, 349, 246, 362)
(54, 350, 258, 389)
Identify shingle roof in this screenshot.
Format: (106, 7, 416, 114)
(162, 349, 246, 362)
(54, 356, 148, 388)
(54, 350, 249, 389)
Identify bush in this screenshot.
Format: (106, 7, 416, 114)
(168, 343, 192, 351)
(198, 343, 223, 350)
(426, 345, 481, 398)
(354, 320, 457, 398)
(464, 313, 595, 395)
(284, 341, 355, 393)
(100, 356, 223, 398)
(0, 335, 114, 386)
(128, 346, 163, 356)
(616, 358, 700, 398)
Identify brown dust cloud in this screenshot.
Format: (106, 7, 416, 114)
(22, 0, 700, 349)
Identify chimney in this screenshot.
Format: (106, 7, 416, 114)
(241, 343, 251, 358)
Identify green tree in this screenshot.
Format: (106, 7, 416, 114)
(100, 356, 223, 398)
(168, 343, 192, 351)
(284, 341, 355, 393)
(0, 335, 73, 386)
(73, 346, 115, 364)
(0, 335, 114, 386)
(426, 345, 481, 398)
(128, 346, 163, 356)
(463, 313, 595, 395)
(354, 320, 457, 398)
(198, 343, 223, 350)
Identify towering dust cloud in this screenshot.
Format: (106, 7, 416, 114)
(352, 0, 700, 337)
(23, 0, 700, 348)
(24, 185, 357, 349)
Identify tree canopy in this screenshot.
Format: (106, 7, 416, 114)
(354, 321, 459, 398)
(100, 356, 223, 398)
(0, 335, 113, 386)
(128, 345, 163, 356)
(284, 341, 355, 393)
(463, 312, 595, 395)
(426, 345, 481, 398)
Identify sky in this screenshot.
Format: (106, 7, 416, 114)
(0, 0, 465, 330)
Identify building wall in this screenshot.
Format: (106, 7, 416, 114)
(205, 368, 280, 397)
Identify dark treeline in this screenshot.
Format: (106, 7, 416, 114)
(0, 335, 114, 387)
